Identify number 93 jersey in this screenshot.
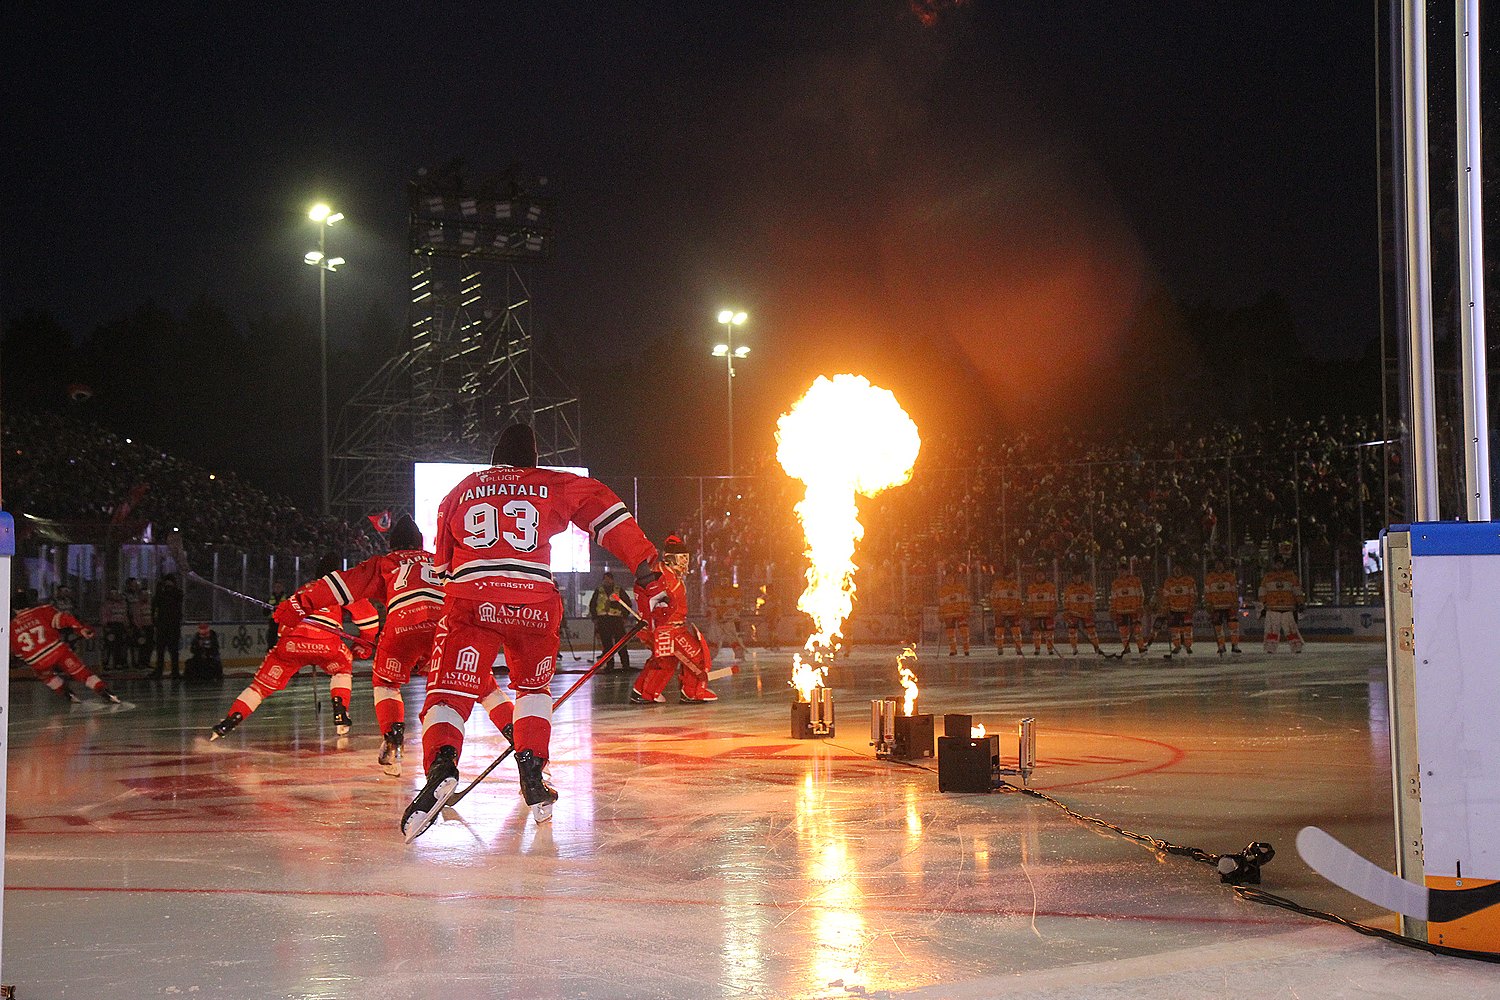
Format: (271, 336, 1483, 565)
(436, 465, 657, 605)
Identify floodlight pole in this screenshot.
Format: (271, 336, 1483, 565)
(714, 310, 747, 477)
(725, 318, 736, 477)
(318, 222, 329, 517)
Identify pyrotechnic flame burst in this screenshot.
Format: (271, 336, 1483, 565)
(778, 374, 921, 700)
(897, 645, 920, 716)
(971, 723, 987, 738)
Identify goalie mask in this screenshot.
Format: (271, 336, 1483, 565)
(662, 534, 691, 577)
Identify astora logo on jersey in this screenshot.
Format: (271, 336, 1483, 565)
(456, 646, 480, 674)
(477, 603, 548, 624)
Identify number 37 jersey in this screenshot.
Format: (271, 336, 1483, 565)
(436, 465, 657, 605)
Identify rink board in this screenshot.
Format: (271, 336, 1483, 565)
(1391, 523, 1500, 950)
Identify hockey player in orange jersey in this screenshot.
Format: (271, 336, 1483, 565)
(210, 554, 379, 741)
(1258, 558, 1305, 653)
(1203, 558, 1242, 656)
(1061, 571, 1103, 656)
(1025, 568, 1058, 655)
(631, 535, 718, 704)
(10, 599, 120, 704)
(1108, 558, 1147, 658)
(1161, 563, 1199, 656)
(271, 515, 515, 775)
(938, 570, 972, 656)
(989, 568, 1025, 655)
(402, 424, 661, 838)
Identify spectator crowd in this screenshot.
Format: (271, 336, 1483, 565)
(699, 416, 1400, 595)
(4, 412, 375, 555)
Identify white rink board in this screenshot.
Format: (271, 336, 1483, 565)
(1411, 551, 1500, 880)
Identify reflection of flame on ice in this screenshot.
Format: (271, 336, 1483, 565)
(971, 723, 987, 738)
(778, 374, 921, 694)
(896, 645, 919, 716)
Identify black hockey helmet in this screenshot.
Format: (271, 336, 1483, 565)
(663, 534, 690, 556)
(387, 514, 422, 552)
(316, 553, 341, 578)
(492, 423, 538, 467)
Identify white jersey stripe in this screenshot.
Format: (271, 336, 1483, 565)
(588, 502, 628, 536)
(326, 572, 353, 605)
(596, 510, 636, 545)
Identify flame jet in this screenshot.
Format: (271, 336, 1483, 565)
(777, 374, 921, 699)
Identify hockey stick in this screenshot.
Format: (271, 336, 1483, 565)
(165, 534, 274, 610)
(613, 598, 724, 679)
(1297, 826, 1500, 923)
(442, 613, 649, 809)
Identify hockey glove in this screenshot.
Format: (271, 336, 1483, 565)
(273, 599, 307, 628)
(77, 626, 96, 640)
(634, 559, 663, 589)
(634, 561, 670, 611)
(350, 636, 376, 660)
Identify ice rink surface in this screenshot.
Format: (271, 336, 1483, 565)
(6, 641, 1498, 998)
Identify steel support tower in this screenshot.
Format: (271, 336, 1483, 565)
(331, 163, 581, 518)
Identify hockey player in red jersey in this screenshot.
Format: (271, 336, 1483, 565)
(402, 424, 660, 838)
(630, 535, 717, 704)
(209, 554, 379, 741)
(10, 600, 120, 703)
(271, 516, 516, 776)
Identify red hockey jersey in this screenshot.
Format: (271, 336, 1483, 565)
(635, 565, 688, 629)
(435, 465, 656, 604)
(296, 549, 443, 628)
(10, 605, 86, 664)
(283, 601, 380, 648)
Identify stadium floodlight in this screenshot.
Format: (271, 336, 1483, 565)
(306, 201, 344, 517)
(715, 308, 749, 475)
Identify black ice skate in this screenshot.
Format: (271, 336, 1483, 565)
(1232, 645, 1243, 654)
(210, 711, 243, 741)
(63, 687, 82, 704)
(401, 746, 459, 843)
(515, 748, 559, 823)
(99, 688, 122, 705)
(378, 721, 404, 777)
(331, 695, 352, 736)
(629, 689, 666, 704)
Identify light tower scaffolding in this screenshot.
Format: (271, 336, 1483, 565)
(330, 163, 581, 518)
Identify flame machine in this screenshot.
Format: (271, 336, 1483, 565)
(776, 375, 921, 738)
(937, 715, 1037, 793)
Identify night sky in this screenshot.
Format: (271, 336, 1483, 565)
(3, 2, 1378, 473)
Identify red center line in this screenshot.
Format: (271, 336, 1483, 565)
(1032, 728, 1188, 790)
(3, 883, 1297, 927)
